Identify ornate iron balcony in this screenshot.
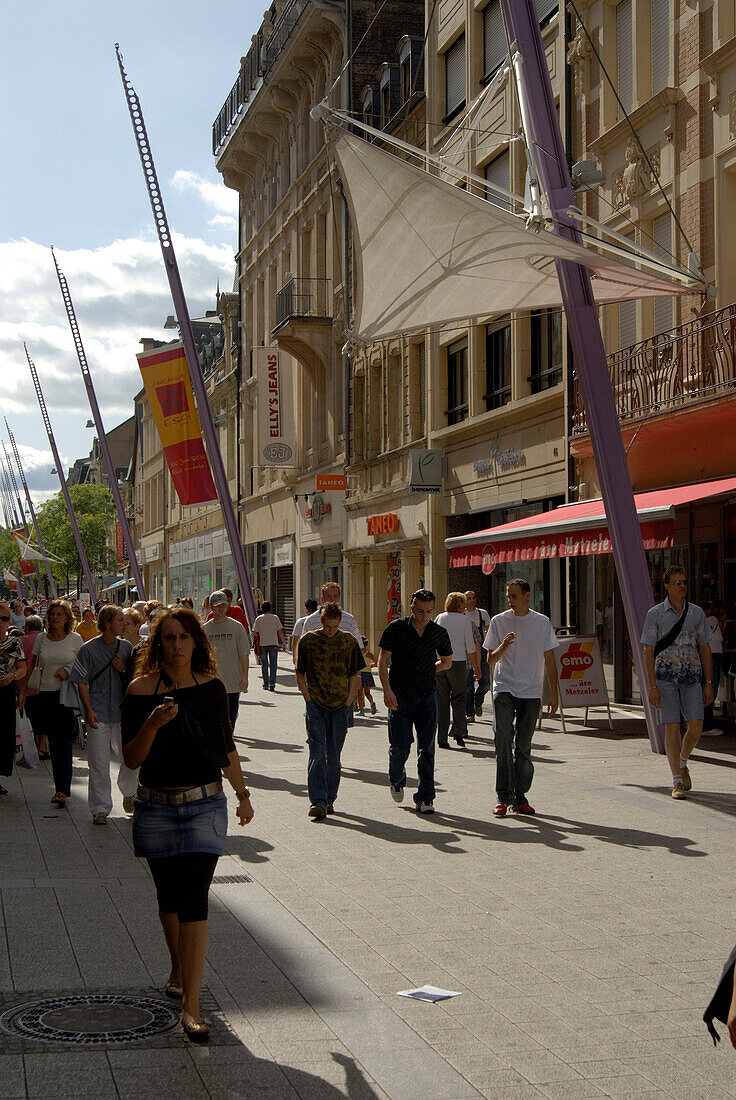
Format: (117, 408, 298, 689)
(275, 278, 332, 328)
(572, 302, 736, 434)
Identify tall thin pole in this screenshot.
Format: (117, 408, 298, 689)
(0, 461, 28, 600)
(6, 420, 58, 598)
(25, 344, 98, 603)
(116, 45, 257, 627)
(51, 249, 146, 600)
(2, 441, 41, 598)
(500, 0, 661, 751)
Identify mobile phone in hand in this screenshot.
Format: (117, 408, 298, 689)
(163, 695, 176, 708)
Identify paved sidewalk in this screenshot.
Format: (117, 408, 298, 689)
(2, 655, 736, 1098)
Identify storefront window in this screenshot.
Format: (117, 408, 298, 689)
(308, 547, 343, 601)
(693, 543, 718, 608)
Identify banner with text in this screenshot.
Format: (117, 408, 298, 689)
(254, 348, 294, 467)
(553, 635, 609, 710)
(137, 343, 217, 505)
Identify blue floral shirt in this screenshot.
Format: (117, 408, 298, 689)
(640, 598, 710, 685)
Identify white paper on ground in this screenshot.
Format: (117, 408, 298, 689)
(396, 985, 462, 1002)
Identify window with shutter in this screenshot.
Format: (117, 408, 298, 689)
(418, 341, 426, 436)
(619, 300, 637, 350)
(536, 0, 559, 27)
(650, 0, 669, 94)
(483, 2, 506, 80)
(445, 35, 466, 120)
(616, 0, 633, 117)
(447, 340, 468, 424)
(484, 150, 511, 211)
(652, 213, 673, 334)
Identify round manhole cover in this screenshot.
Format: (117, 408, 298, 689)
(0, 994, 180, 1045)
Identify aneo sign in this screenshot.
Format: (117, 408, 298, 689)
(553, 636, 608, 709)
(367, 512, 399, 536)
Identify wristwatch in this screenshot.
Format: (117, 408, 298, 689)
(235, 788, 251, 800)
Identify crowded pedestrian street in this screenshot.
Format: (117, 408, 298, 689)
(1, 656, 735, 1099)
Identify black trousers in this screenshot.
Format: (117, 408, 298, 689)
(147, 853, 219, 922)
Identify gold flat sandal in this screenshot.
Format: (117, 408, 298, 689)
(181, 1014, 211, 1042)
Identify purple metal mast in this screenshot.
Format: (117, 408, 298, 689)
(25, 344, 98, 603)
(51, 249, 147, 601)
(115, 44, 257, 627)
(500, 0, 661, 750)
(6, 420, 59, 598)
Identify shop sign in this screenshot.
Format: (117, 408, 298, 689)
(481, 544, 496, 575)
(254, 347, 295, 465)
(316, 474, 346, 491)
(474, 431, 525, 478)
(367, 512, 399, 536)
(449, 521, 672, 568)
(554, 636, 609, 709)
(271, 537, 294, 568)
(115, 522, 125, 564)
(306, 495, 332, 524)
(409, 449, 442, 494)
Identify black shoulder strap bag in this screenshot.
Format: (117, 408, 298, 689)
(653, 602, 688, 658)
(88, 638, 121, 686)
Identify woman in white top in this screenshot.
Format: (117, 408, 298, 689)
(435, 593, 480, 748)
(704, 600, 725, 734)
(22, 599, 83, 807)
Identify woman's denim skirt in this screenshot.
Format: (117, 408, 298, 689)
(132, 790, 228, 859)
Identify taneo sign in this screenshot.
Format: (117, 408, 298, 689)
(367, 512, 399, 536)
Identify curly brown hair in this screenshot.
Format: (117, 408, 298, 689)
(135, 607, 218, 678)
(45, 598, 74, 635)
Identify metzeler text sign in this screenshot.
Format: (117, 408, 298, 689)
(254, 348, 294, 465)
(553, 635, 609, 709)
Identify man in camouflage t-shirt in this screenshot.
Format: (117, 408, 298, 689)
(296, 603, 363, 821)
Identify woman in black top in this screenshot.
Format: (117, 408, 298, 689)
(122, 607, 253, 1042)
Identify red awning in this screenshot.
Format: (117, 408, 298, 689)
(447, 476, 736, 568)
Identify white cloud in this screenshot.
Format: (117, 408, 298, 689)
(170, 170, 239, 217)
(0, 232, 236, 499)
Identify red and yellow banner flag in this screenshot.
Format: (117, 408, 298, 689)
(137, 343, 217, 506)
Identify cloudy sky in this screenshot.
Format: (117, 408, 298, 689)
(0, 0, 260, 504)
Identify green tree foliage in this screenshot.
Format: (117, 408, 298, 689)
(35, 484, 117, 586)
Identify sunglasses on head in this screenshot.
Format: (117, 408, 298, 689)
(0, 615, 10, 622)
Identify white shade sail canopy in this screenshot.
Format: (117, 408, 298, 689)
(330, 129, 695, 344)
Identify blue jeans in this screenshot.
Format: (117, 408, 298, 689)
(466, 661, 490, 716)
(260, 646, 279, 687)
(493, 692, 541, 805)
(387, 693, 437, 805)
(703, 653, 721, 726)
(306, 701, 349, 808)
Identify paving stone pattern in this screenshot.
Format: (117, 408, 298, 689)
(1, 656, 736, 1097)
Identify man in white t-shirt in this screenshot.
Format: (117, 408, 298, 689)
(292, 598, 319, 665)
(204, 590, 251, 729)
(251, 601, 286, 691)
(483, 577, 559, 817)
(301, 583, 362, 644)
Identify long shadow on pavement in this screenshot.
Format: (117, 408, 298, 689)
(426, 807, 706, 857)
(625, 781, 736, 819)
(323, 809, 468, 854)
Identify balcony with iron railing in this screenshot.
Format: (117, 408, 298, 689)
(572, 302, 736, 434)
(212, 0, 312, 155)
(274, 277, 332, 331)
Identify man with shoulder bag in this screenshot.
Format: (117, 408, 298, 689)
(70, 605, 138, 823)
(641, 567, 713, 800)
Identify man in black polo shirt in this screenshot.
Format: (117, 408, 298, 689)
(378, 589, 452, 813)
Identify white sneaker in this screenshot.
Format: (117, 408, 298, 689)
(390, 785, 404, 803)
(416, 801, 434, 814)
(702, 727, 723, 736)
